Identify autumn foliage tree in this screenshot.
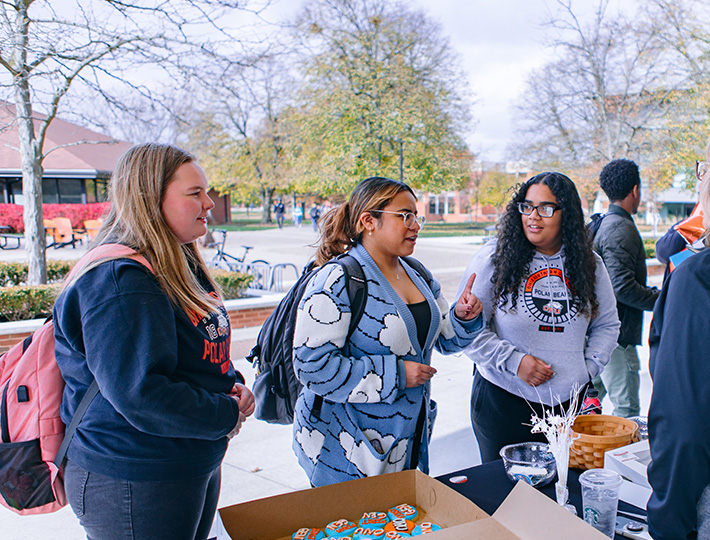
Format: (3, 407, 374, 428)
(286, 0, 475, 196)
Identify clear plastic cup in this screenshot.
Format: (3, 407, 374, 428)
(579, 469, 623, 538)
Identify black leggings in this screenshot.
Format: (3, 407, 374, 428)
(470, 374, 586, 463)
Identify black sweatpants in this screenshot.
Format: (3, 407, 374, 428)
(470, 373, 586, 463)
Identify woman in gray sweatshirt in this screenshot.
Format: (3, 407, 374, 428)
(456, 172, 620, 462)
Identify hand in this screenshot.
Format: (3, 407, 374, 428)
(227, 411, 247, 440)
(230, 383, 255, 417)
(404, 361, 437, 388)
(517, 354, 554, 387)
(455, 272, 483, 320)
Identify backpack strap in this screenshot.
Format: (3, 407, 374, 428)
(54, 245, 153, 464)
(53, 380, 99, 467)
(588, 212, 606, 239)
(63, 243, 153, 289)
(335, 253, 368, 340)
(311, 253, 367, 420)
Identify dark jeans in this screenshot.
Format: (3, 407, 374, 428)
(64, 460, 221, 540)
(470, 374, 585, 463)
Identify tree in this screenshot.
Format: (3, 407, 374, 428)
(0, 0, 267, 284)
(287, 0, 475, 196)
(476, 169, 519, 211)
(511, 0, 680, 183)
(643, 0, 710, 193)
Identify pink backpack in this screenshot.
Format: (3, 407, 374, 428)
(0, 244, 152, 515)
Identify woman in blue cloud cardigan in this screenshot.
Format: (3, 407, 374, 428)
(292, 176, 483, 487)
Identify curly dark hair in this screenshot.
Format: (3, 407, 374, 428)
(491, 172, 599, 319)
(599, 158, 640, 201)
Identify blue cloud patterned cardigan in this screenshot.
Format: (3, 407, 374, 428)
(292, 243, 483, 486)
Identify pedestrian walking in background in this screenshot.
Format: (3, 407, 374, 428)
(293, 203, 304, 227)
(274, 198, 285, 229)
(590, 159, 660, 418)
(456, 172, 620, 462)
(53, 143, 254, 540)
(310, 202, 321, 232)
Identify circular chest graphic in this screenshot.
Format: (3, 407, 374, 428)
(523, 267, 577, 325)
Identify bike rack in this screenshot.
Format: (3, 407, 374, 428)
(263, 263, 300, 292)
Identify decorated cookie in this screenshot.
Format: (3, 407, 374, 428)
(384, 518, 415, 535)
(293, 528, 325, 540)
(352, 526, 386, 539)
(359, 511, 389, 527)
(411, 523, 442, 536)
(384, 531, 411, 539)
(326, 519, 357, 538)
(387, 504, 418, 522)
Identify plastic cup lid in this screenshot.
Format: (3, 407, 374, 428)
(579, 468, 623, 488)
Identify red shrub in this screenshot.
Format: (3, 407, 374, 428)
(0, 203, 111, 233)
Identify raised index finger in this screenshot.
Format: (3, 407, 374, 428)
(465, 272, 477, 293)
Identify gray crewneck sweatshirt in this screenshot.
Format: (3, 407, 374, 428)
(456, 240, 620, 406)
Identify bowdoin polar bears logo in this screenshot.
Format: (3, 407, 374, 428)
(523, 267, 577, 325)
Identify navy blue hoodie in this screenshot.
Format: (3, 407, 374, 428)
(54, 258, 242, 481)
(648, 247, 710, 539)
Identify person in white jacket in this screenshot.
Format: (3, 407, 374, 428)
(456, 172, 620, 462)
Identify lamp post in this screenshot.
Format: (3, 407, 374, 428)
(397, 139, 404, 183)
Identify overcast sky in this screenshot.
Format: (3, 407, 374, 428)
(258, 0, 611, 163)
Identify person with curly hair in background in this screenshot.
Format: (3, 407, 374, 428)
(455, 172, 620, 462)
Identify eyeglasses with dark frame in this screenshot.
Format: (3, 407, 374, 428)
(371, 210, 426, 229)
(517, 202, 561, 218)
(696, 160, 706, 182)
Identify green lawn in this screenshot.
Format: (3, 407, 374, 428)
(225, 210, 494, 236)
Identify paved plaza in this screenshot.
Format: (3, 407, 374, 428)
(1, 225, 659, 539)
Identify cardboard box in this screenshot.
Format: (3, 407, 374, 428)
(605, 439, 652, 509)
(218, 469, 609, 540)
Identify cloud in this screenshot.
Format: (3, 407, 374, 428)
(295, 426, 325, 464)
(379, 313, 415, 356)
(348, 372, 383, 403)
(339, 431, 409, 477)
(293, 291, 349, 348)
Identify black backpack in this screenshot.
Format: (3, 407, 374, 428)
(246, 254, 432, 424)
(588, 212, 606, 239)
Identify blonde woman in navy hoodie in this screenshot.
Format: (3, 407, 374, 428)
(54, 144, 254, 540)
(456, 172, 620, 462)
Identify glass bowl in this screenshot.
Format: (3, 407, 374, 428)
(499, 442, 557, 487)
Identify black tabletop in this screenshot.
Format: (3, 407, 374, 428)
(436, 460, 647, 539)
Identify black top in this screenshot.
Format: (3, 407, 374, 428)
(407, 300, 431, 349)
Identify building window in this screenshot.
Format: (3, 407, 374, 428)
(58, 178, 84, 204)
(42, 178, 59, 204)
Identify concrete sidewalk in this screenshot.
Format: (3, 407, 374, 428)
(1, 228, 659, 539)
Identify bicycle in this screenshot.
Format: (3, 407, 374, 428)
(206, 229, 271, 289)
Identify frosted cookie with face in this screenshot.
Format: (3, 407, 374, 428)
(411, 523, 442, 536)
(325, 519, 357, 538)
(352, 526, 386, 539)
(384, 518, 415, 535)
(293, 528, 325, 540)
(387, 504, 418, 522)
(358, 512, 389, 527)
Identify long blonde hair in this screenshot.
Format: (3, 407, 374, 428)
(314, 176, 415, 266)
(94, 143, 221, 318)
